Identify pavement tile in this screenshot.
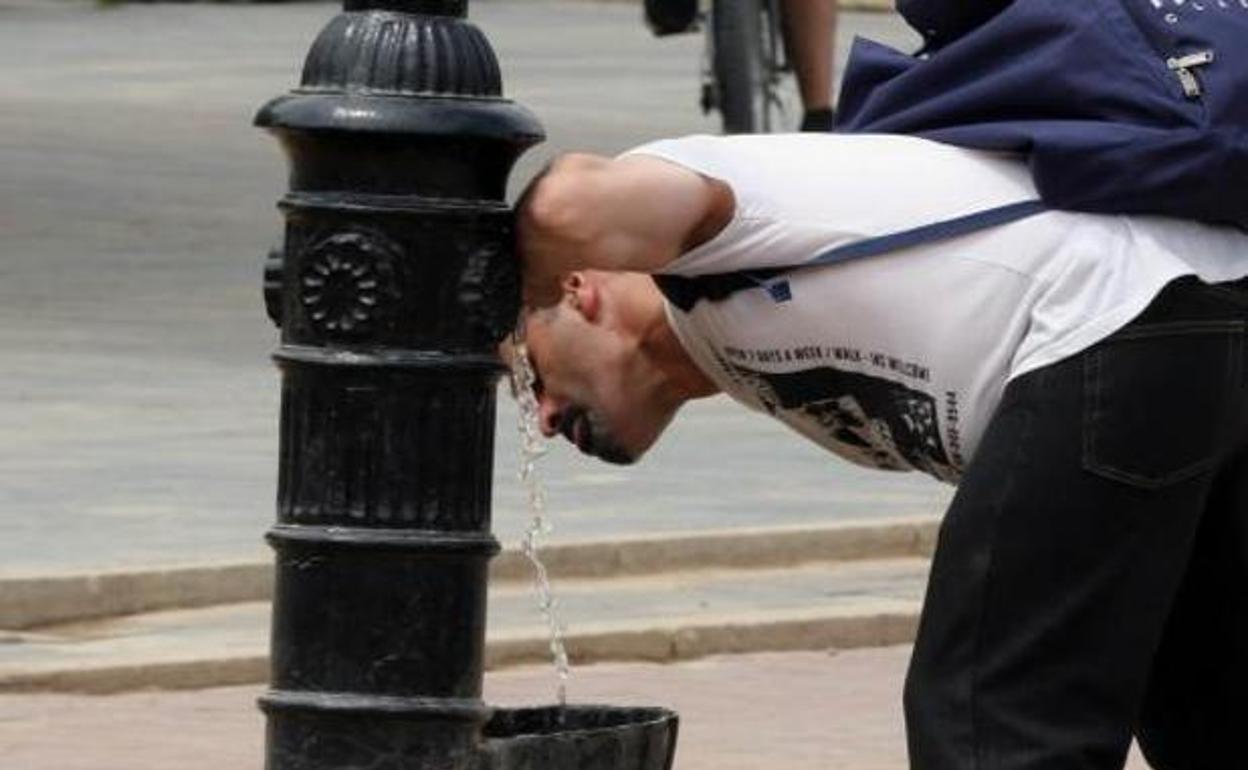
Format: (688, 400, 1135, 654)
(0, 648, 1151, 769)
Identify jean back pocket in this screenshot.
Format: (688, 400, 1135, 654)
(1083, 320, 1245, 490)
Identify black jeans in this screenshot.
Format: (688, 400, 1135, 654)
(905, 276, 1248, 770)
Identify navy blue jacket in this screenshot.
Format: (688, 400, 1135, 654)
(836, 0, 1248, 230)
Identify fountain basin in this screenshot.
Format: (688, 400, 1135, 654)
(478, 705, 678, 770)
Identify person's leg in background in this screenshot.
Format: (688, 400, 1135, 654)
(779, 0, 838, 131)
(903, 277, 1248, 769)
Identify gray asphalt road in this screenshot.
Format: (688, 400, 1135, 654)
(0, 0, 944, 575)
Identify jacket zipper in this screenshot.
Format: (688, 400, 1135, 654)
(1167, 49, 1215, 98)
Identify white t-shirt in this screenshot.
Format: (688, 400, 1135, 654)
(624, 134, 1248, 484)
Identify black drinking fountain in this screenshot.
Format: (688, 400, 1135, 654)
(256, 1, 679, 768)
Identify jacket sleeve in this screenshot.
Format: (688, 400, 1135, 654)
(896, 0, 1014, 49)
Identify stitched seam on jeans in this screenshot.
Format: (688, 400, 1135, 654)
(1083, 341, 1218, 486)
(1230, 329, 1244, 397)
(1083, 349, 1101, 482)
(970, 375, 1038, 770)
(1084, 328, 1241, 489)
(1109, 320, 1245, 342)
(1086, 458, 1218, 490)
(1203, 283, 1248, 306)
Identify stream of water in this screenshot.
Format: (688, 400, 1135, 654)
(509, 332, 573, 708)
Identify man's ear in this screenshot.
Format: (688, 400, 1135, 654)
(562, 271, 601, 322)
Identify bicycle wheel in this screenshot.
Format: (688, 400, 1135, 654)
(711, 0, 767, 134)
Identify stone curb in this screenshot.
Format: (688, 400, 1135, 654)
(0, 518, 937, 630)
(486, 603, 920, 669)
(0, 565, 268, 634)
(0, 602, 920, 694)
(0, 657, 271, 696)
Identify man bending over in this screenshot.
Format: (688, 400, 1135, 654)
(509, 132, 1248, 770)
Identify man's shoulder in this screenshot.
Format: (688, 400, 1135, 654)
(625, 131, 1009, 158)
(624, 132, 1031, 191)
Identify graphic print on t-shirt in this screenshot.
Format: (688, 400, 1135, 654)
(723, 362, 958, 482)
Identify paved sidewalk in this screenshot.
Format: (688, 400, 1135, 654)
(0, 647, 1150, 770)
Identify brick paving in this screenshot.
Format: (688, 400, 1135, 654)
(0, 647, 1149, 769)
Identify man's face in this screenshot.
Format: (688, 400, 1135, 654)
(504, 279, 676, 465)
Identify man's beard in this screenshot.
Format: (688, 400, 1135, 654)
(557, 406, 635, 465)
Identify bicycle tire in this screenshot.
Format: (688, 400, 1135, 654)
(711, 0, 767, 134)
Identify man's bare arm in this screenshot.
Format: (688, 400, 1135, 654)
(517, 153, 730, 306)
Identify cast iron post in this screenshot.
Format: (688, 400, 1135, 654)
(256, 1, 543, 767)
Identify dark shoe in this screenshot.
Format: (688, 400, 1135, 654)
(645, 0, 698, 36)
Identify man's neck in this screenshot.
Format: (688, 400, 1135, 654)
(631, 278, 719, 403)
